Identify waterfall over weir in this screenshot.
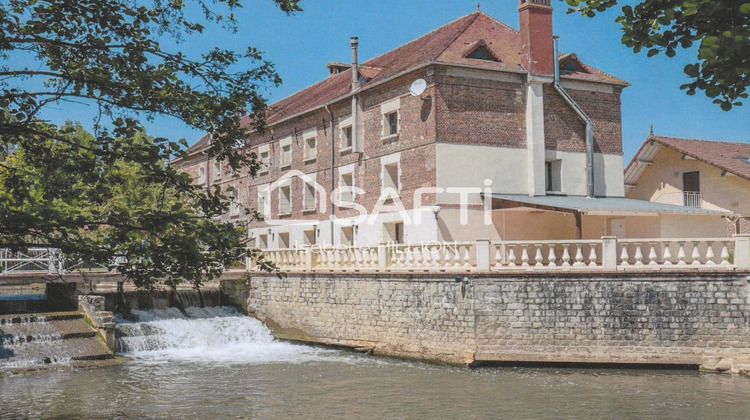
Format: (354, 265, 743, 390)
(115, 307, 339, 363)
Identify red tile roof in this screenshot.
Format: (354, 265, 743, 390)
(649, 135, 750, 181)
(187, 11, 627, 154)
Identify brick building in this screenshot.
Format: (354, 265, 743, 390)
(174, 0, 728, 248)
(625, 134, 750, 236)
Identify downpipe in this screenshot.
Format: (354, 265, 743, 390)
(553, 37, 595, 198)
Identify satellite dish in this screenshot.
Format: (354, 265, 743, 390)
(409, 79, 427, 97)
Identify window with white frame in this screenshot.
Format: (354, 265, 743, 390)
(197, 167, 206, 184)
(303, 180, 316, 211)
(259, 148, 270, 174)
(304, 136, 317, 161)
(213, 161, 221, 180)
(279, 184, 292, 215)
(278, 232, 290, 248)
(545, 160, 562, 193)
(229, 188, 240, 215)
(280, 145, 291, 168)
(340, 116, 354, 152)
(384, 111, 398, 136)
(339, 172, 354, 204)
(382, 162, 400, 193)
(257, 234, 268, 249)
(256, 185, 269, 219)
(381, 98, 400, 139)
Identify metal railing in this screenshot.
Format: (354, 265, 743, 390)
(0, 248, 64, 275)
(683, 191, 702, 208)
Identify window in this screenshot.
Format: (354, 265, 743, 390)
(545, 160, 562, 192)
(303, 230, 316, 246)
(341, 126, 353, 151)
(259, 150, 270, 174)
(383, 111, 398, 137)
(341, 226, 354, 246)
(197, 167, 206, 184)
(278, 232, 290, 248)
(213, 161, 221, 180)
(384, 222, 404, 244)
(382, 162, 400, 193)
(683, 171, 701, 208)
(279, 185, 291, 215)
(230, 188, 240, 215)
(304, 136, 317, 161)
(257, 234, 268, 249)
(257, 188, 267, 219)
(466, 45, 499, 62)
(340, 172, 354, 204)
(280, 145, 292, 168)
(303, 180, 316, 211)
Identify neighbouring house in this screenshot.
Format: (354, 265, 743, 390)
(173, 0, 729, 249)
(625, 134, 750, 237)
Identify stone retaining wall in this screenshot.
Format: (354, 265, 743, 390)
(222, 271, 750, 371)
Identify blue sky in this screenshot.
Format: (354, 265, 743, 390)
(38, 0, 750, 164)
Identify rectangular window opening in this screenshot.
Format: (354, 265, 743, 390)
(304, 137, 317, 161)
(340, 172, 354, 204)
(279, 185, 291, 215)
(303, 181, 316, 211)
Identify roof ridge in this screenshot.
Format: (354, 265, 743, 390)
(360, 11, 481, 67)
(432, 12, 482, 61)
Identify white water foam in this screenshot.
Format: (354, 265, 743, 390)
(116, 306, 343, 364)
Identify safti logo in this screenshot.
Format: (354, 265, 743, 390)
(259, 170, 495, 227)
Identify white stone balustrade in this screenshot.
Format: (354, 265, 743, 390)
(246, 235, 750, 274)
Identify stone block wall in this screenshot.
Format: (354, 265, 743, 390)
(229, 271, 750, 369)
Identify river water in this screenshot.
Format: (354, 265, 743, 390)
(1, 306, 750, 419)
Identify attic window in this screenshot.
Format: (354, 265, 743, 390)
(562, 61, 581, 72)
(466, 45, 499, 62)
(738, 157, 750, 165)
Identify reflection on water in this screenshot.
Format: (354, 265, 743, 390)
(1, 307, 749, 419)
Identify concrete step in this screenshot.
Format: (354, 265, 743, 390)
(1, 312, 113, 371)
(0, 311, 82, 325)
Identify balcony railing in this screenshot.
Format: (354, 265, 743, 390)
(243, 235, 750, 274)
(683, 191, 702, 208)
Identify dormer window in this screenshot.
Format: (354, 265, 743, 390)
(466, 45, 499, 62)
(464, 40, 500, 63)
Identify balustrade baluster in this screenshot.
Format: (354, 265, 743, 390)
(588, 245, 598, 267)
(535, 244, 544, 267)
(462, 246, 472, 268)
(662, 245, 673, 266)
(720, 243, 731, 266)
(691, 242, 702, 266)
(633, 243, 644, 266)
(422, 246, 434, 269)
(452, 246, 462, 268)
(561, 244, 571, 267)
(548, 244, 557, 267)
(573, 245, 585, 267)
(494, 246, 503, 268)
(507, 246, 517, 267)
(521, 245, 530, 267)
(677, 242, 687, 265)
(648, 244, 658, 266)
(705, 242, 716, 266)
(620, 246, 630, 267)
(413, 246, 423, 268)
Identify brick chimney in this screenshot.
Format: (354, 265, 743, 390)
(518, 0, 554, 76)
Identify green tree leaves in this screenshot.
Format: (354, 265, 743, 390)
(0, 1, 296, 289)
(563, 0, 750, 111)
